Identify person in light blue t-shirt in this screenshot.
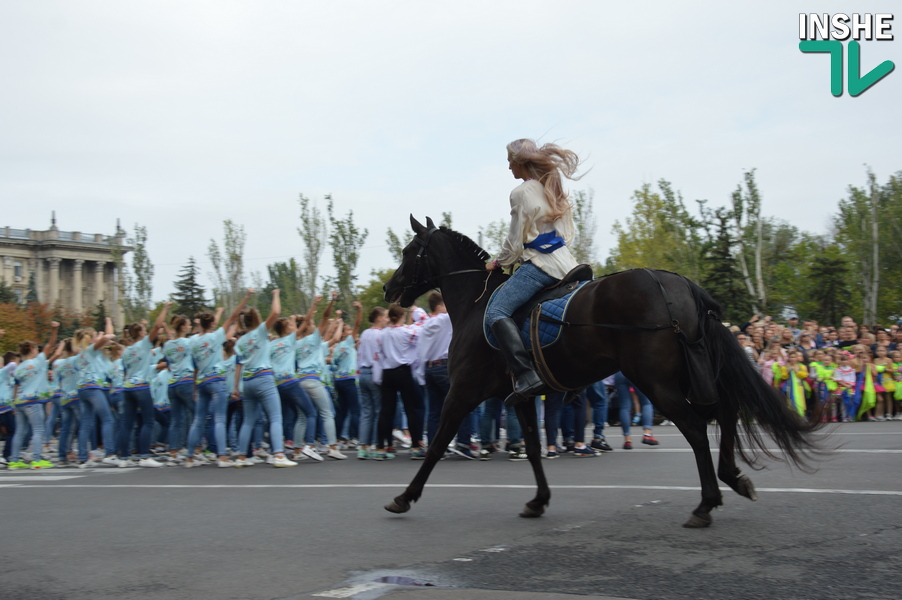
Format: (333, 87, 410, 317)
(330, 302, 363, 447)
(118, 304, 171, 467)
(183, 291, 250, 468)
(233, 289, 297, 468)
(162, 313, 205, 462)
(8, 321, 60, 470)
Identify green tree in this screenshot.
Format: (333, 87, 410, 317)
(386, 227, 411, 265)
(835, 171, 881, 325)
(170, 257, 208, 317)
(570, 189, 598, 265)
(0, 280, 15, 304)
(731, 169, 766, 313)
(207, 220, 246, 312)
(93, 300, 108, 332)
(26, 271, 38, 304)
(700, 208, 751, 322)
(297, 194, 327, 304)
(327, 196, 369, 313)
(263, 259, 307, 314)
(796, 245, 852, 326)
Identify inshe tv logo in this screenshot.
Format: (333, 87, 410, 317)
(799, 13, 895, 96)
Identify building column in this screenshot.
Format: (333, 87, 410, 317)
(47, 257, 61, 306)
(28, 258, 42, 302)
(1, 256, 11, 285)
(111, 264, 124, 329)
(72, 259, 84, 313)
(92, 261, 105, 307)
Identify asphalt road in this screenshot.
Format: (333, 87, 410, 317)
(2, 422, 900, 600)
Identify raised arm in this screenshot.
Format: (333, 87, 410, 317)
(264, 289, 282, 330)
(213, 307, 225, 327)
(47, 340, 64, 363)
(93, 331, 115, 350)
(148, 302, 172, 345)
(328, 313, 344, 347)
(44, 321, 60, 356)
(297, 296, 322, 338)
(318, 291, 338, 337)
(223, 290, 253, 333)
(352, 301, 363, 339)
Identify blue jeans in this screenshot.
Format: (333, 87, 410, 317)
(299, 378, 337, 446)
(44, 397, 60, 446)
(586, 381, 609, 439)
(120, 388, 155, 459)
(485, 262, 558, 325)
(357, 368, 381, 446)
(277, 381, 317, 446)
(188, 381, 228, 458)
(78, 388, 118, 461)
(0, 412, 15, 460)
(238, 375, 284, 455)
(479, 397, 523, 446)
(11, 403, 46, 462)
(614, 372, 653, 435)
(167, 382, 195, 451)
(425, 362, 471, 447)
(58, 402, 82, 460)
(543, 392, 566, 448)
(334, 378, 360, 441)
(560, 392, 587, 444)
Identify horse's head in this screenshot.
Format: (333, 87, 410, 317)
(383, 215, 442, 307)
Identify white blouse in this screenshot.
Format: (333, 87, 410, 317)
(495, 179, 579, 279)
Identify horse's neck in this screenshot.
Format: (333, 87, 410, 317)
(440, 269, 507, 326)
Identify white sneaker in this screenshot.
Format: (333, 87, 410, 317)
(0, 457, 7, 465)
(249, 455, 264, 464)
(101, 456, 126, 468)
(193, 454, 212, 464)
(233, 458, 255, 468)
(77, 459, 99, 469)
(138, 458, 164, 468)
(183, 459, 203, 468)
(327, 448, 347, 460)
(90, 449, 105, 459)
(302, 445, 324, 462)
(271, 454, 297, 467)
(217, 459, 234, 468)
(291, 450, 308, 461)
(253, 448, 270, 459)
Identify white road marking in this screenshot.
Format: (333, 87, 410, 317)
(1, 483, 900, 495)
(313, 582, 393, 597)
(0, 475, 84, 481)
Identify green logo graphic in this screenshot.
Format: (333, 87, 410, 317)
(800, 40, 895, 96)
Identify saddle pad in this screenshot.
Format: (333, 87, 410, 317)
(485, 280, 591, 351)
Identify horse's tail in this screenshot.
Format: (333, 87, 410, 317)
(690, 283, 824, 471)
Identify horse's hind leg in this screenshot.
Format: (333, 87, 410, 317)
(716, 411, 758, 502)
(515, 400, 550, 518)
(384, 392, 474, 515)
(670, 406, 723, 528)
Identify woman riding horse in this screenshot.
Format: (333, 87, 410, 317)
(486, 139, 583, 407)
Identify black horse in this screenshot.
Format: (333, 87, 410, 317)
(383, 216, 821, 527)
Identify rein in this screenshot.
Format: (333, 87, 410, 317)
(401, 226, 489, 298)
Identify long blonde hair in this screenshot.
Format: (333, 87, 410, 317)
(507, 139, 582, 222)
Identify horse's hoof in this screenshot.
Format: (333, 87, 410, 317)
(737, 475, 758, 501)
(519, 503, 545, 518)
(384, 498, 410, 514)
(683, 513, 712, 528)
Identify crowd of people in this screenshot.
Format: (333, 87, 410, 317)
(734, 314, 902, 422)
(0, 288, 665, 471)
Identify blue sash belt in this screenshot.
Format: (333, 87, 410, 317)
(524, 230, 565, 254)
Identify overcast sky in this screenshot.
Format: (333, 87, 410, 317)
(1, 1, 899, 301)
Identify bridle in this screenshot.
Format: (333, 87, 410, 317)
(402, 227, 487, 294)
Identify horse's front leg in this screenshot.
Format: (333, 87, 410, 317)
(384, 389, 477, 514)
(514, 400, 550, 518)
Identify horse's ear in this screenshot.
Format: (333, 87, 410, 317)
(410, 215, 427, 235)
(425, 216, 436, 230)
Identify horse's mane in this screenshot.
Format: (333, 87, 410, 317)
(439, 226, 490, 263)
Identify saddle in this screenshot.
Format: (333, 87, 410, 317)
(484, 264, 594, 351)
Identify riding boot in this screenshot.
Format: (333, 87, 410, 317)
(491, 318, 545, 407)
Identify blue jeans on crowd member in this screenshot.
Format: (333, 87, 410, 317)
(238, 374, 284, 455)
(188, 380, 228, 458)
(586, 381, 609, 440)
(167, 383, 195, 452)
(425, 361, 471, 447)
(479, 397, 523, 447)
(0, 412, 16, 460)
(484, 262, 559, 326)
(334, 378, 360, 441)
(44, 397, 61, 446)
(154, 409, 170, 447)
(281, 398, 297, 444)
(10, 403, 47, 462)
(300, 378, 338, 446)
(614, 372, 653, 436)
(278, 381, 317, 446)
(119, 388, 155, 459)
(357, 367, 381, 446)
(543, 392, 567, 449)
(58, 402, 82, 460)
(77, 388, 117, 461)
(560, 391, 587, 445)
